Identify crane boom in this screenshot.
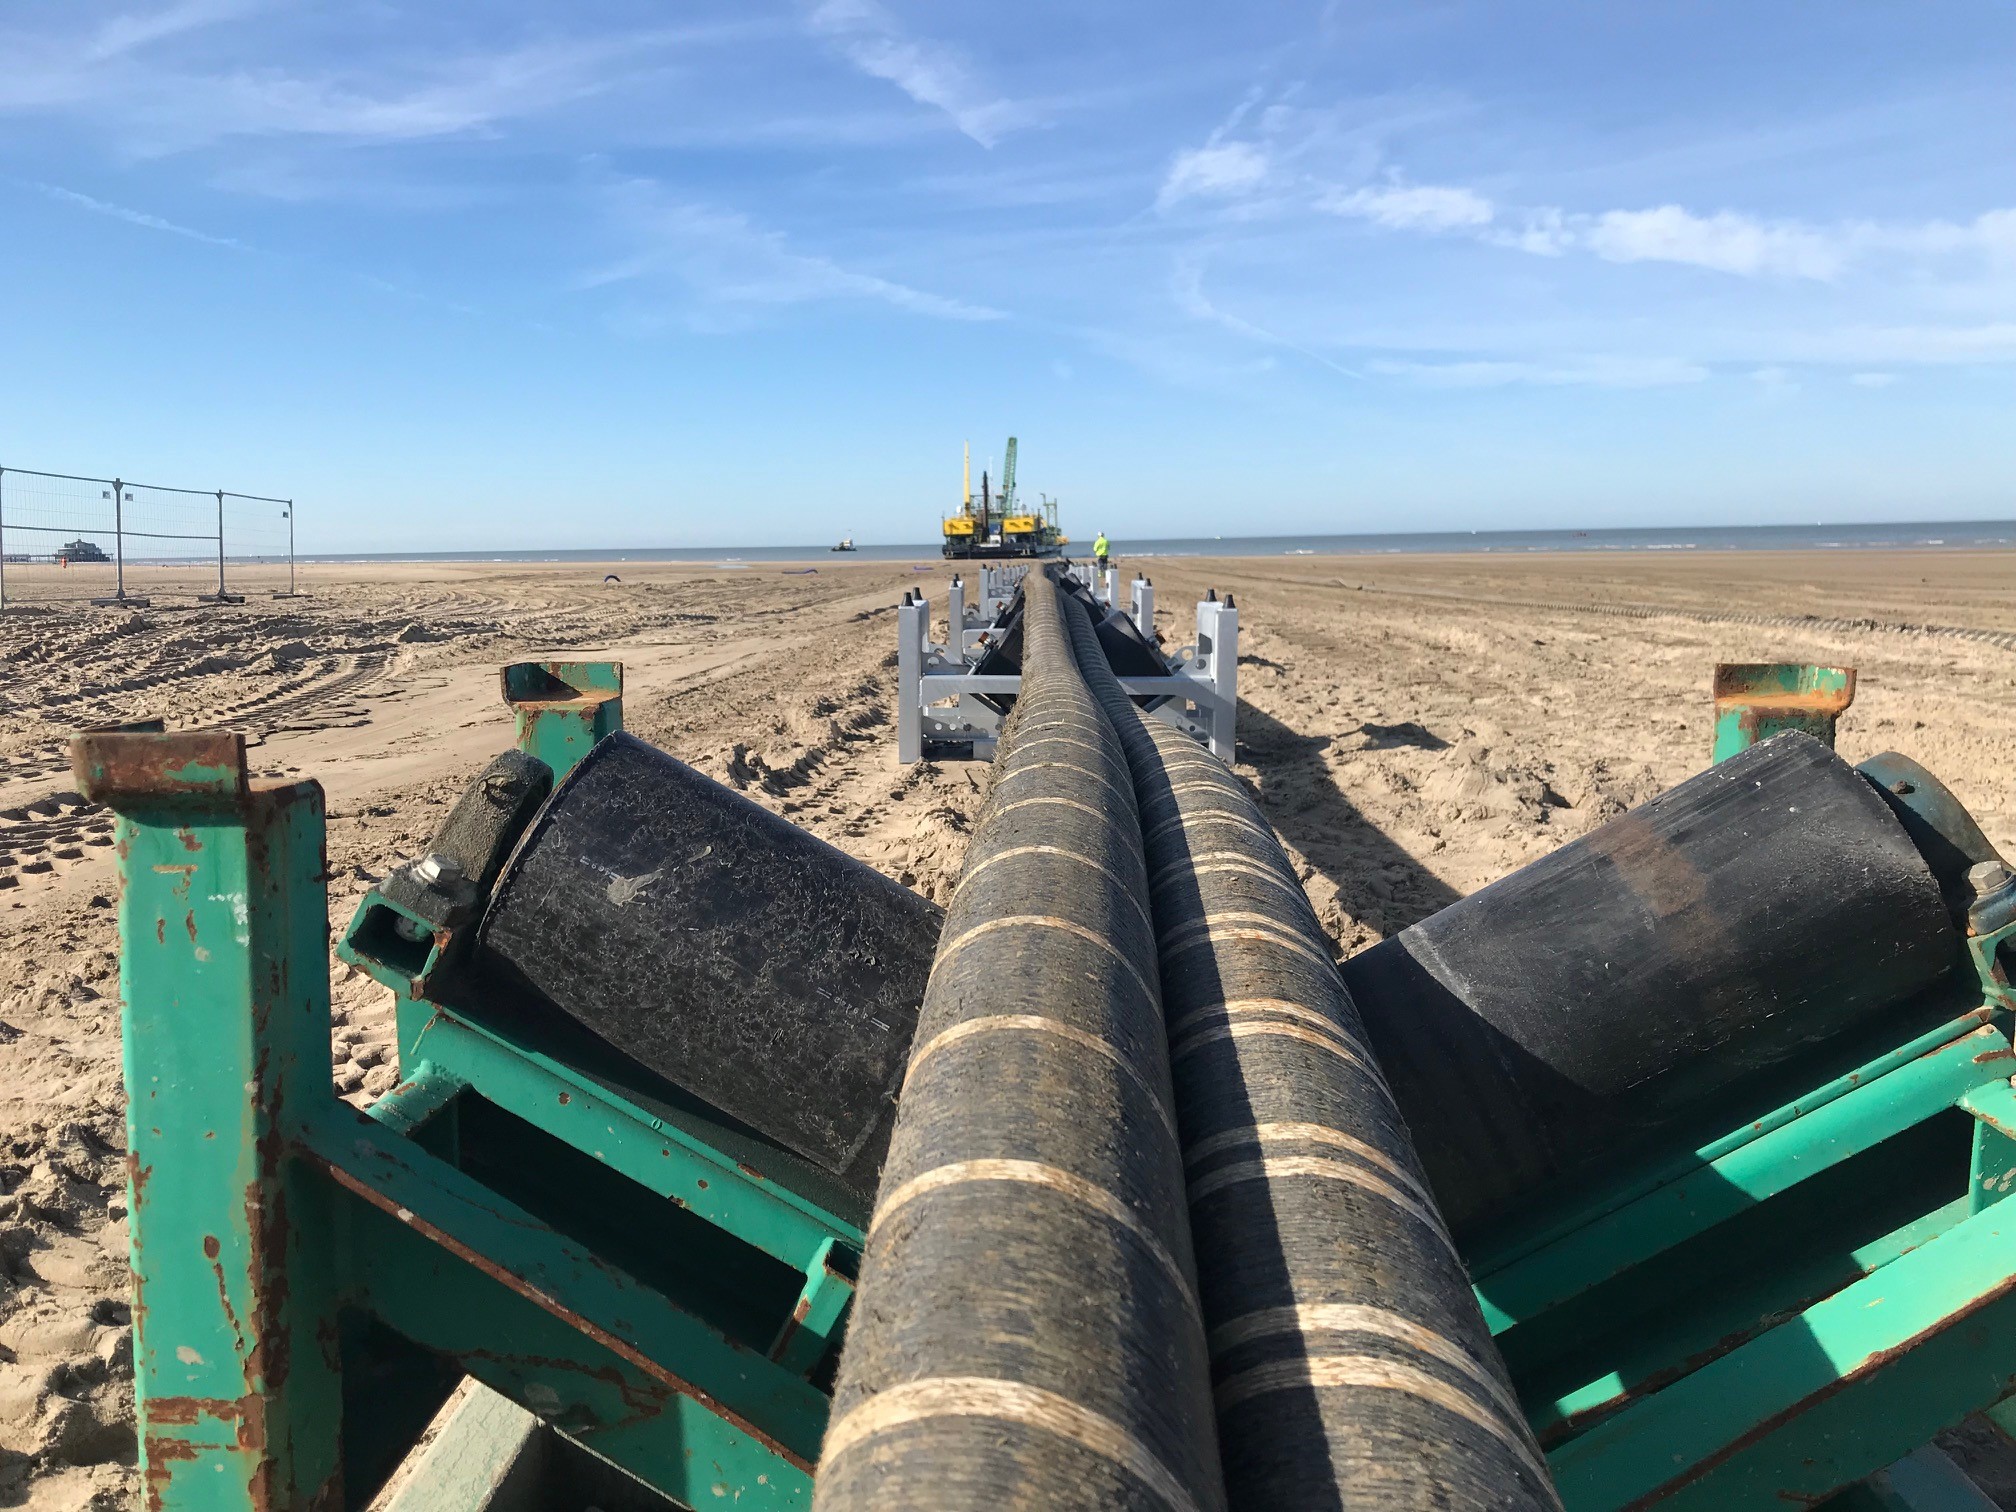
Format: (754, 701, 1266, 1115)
(938, 432, 1061, 560)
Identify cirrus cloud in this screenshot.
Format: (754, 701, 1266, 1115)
(1157, 141, 1270, 209)
(1585, 206, 1846, 280)
(1321, 180, 1494, 231)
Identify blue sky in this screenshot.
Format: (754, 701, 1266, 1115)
(1, 1, 2011, 550)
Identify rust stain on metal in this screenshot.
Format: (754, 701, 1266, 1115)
(1913, 1025, 2004, 1065)
(243, 1090, 296, 1397)
(125, 1155, 152, 1346)
(143, 1432, 200, 1512)
(207, 1240, 248, 1364)
(1712, 667, 1856, 731)
(140, 1395, 285, 1511)
(71, 729, 247, 805)
(309, 1151, 815, 1474)
(148, 1396, 245, 1426)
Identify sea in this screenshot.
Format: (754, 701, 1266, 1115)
(301, 518, 2015, 568)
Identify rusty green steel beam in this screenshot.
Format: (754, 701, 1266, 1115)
(1547, 1199, 2016, 1508)
(1710, 662, 1854, 763)
(76, 729, 345, 1509)
(501, 660, 622, 779)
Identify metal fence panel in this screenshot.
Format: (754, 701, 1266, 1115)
(0, 469, 121, 606)
(121, 481, 225, 602)
(0, 466, 297, 609)
(223, 493, 296, 597)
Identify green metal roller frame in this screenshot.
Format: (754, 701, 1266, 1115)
(82, 661, 859, 1511)
(85, 652, 2016, 1510)
(1484, 691, 2016, 1510)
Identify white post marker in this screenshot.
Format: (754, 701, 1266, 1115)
(1196, 595, 1239, 763)
(896, 591, 928, 763)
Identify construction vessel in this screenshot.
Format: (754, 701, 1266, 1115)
(940, 437, 1065, 559)
(69, 567, 2016, 1511)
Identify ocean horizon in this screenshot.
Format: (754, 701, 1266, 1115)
(298, 518, 2016, 567)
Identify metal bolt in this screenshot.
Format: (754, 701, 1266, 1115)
(413, 853, 465, 888)
(1968, 860, 2013, 895)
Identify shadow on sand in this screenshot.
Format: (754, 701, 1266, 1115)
(1233, 697, 1461, 939)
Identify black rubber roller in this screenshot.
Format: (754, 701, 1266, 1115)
(475, 732, 940, 1199)
(1342, 730, 1968, 1238)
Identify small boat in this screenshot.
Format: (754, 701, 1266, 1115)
(832, 537, 857, 552)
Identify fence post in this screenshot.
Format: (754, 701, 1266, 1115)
(113, 477, 126, 600)
(216, 490, 227, 599)
(0, 466, 8, 613)
(288, 500, 297, 596)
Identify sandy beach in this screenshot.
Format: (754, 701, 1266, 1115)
(1, 547, 2013, 1507)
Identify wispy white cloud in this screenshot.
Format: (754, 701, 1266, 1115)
(23, 177, 506, 320)
(1750, 364, 1801, 401)
(1370, 356, 1710, 389)
(1351, 190, 2016, 284)
(31, 181, 248, 249)
(1076, 325, 1281, 391)
(1160, 105, 2016, 291)
(1586, 207, 1845, 279)
(1796, 322, 2016, 363)
(0, 11, 736, 156)
(1319, 187, 1857, 280)
(1170, 257, 1361, 379)
(85, 0, 261, 63)
(151, 38, 646, 149)
(1158, 142, 1269, 209)
(1321, 179, 1494, 232)
(1870, 208, 2016, 262)
(807, 0, 1031, 147)
(588, 177, 1005, 328)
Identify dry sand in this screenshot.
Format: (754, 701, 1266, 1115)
(0, 547, 2012, 1507)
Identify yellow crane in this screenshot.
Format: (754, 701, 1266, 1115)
(940, 437, 1065, 559)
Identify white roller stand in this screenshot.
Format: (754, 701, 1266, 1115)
(895, 569, 1237, 764)
(1129, 575, 1153, 636)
